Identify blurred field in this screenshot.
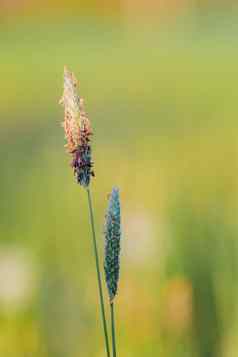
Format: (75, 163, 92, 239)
(1, 7, 238, 357)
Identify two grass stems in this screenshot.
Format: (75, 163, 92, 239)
(87, 188, 111, 357)
(87, 188, 119, 357)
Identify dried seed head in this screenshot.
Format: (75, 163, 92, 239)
(104, 188, 121, 302)
(59, 66, 94, 187)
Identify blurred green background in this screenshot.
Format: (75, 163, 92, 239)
(1, 1, 238, 356)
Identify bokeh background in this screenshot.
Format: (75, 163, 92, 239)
(1, 1, 238, 356)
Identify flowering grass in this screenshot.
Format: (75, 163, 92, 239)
(59, 67, 111, 357)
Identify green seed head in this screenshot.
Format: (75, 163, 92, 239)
(104, 187, 121, 302)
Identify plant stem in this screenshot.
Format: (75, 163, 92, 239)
(110, 302, 117, 357)
(86, 188, 111, 357)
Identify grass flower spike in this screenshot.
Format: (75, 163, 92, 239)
(104, 187, 121, 303)
(59, 66, 111, 357)
(59, 66, 94, 187)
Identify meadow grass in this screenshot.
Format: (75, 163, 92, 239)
(1, 16, 238, 356)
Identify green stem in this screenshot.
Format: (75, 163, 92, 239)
(110, 302, 117, 357)
(86, 188, 111, 357)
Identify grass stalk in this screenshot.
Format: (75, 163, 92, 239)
(110, 302, 117, 357)
(86, 188, 111, 357)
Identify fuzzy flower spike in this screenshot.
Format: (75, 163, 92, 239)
(59, 66, 94, 187)
(104, 187, 121, 303)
